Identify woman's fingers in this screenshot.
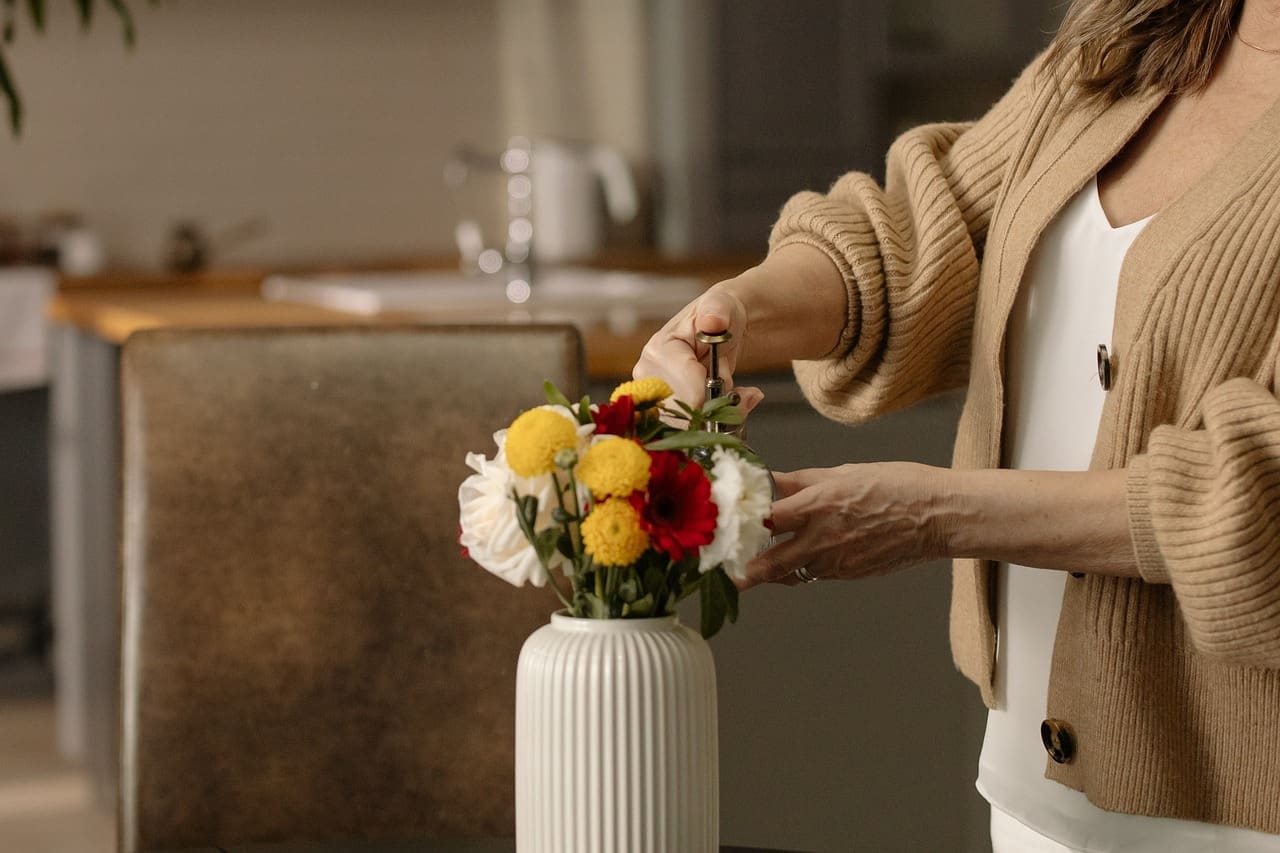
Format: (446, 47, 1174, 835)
(693, 289, 737, 335)
(769, 468, 835, 500)
(633, 284, 754, 411)
(739, 526, 814, 589)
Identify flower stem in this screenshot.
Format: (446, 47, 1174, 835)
(547, 573, 572, 611)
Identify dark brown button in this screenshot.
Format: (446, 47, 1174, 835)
(1069, 571, 1085, 579)
(1041, 718, 1076, 764)
(1097, 344, 1112, 390)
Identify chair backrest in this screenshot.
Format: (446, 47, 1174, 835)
(118, 325, 585, 852)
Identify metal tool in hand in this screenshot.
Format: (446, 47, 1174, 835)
(697, 329, 784, 562)
(696, 330, 738, 434)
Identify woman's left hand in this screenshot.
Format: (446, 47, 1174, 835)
(740, 461, 952, 590)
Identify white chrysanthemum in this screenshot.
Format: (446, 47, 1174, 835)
(458, 417, 591, 587)
(698, 446, 774, 579)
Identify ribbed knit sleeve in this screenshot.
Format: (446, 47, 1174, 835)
(1127, 377, 1280, 668)
(768, 58, 1042, 425)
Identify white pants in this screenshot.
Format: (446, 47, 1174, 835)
(991, 807, 1077, 853)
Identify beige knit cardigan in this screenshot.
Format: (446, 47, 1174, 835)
(770, 55, 1280, 834)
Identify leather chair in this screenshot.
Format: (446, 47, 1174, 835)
(118, 325, 584, 852)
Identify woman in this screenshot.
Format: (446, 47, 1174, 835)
(634, 0, 1280, 849)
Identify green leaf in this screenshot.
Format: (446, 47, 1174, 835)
(623, 593, 654, 617)
(712, 567, 739, 625)
(0, 49, 20, 136)
(543, 379, 571, 409)
(699, 575, 727, 639)
(105, 0, 135, 47)
(554, 530, 575, 561)
(700, 394, 737, 415)
(677, 569, 705, 603)
(580, 591, 610, 619)
(26, 0, 44, 32)
(531, 528, 559, 565)
(513, 492, 539, 541)
(577, 395, 593, 425)
(706, 408, 744, 426)
(617, 576, 639, 604)
(645, 431, 748, 453)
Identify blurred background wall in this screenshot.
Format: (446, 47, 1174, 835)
(0, 0, 1065, 268)
(0, 0, 505, 269)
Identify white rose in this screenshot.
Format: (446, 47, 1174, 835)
(458, 409, 593, 587)
(698, 446, 774, 580)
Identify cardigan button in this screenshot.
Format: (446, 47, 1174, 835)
(1097, 344, 1112, 390)
(1041, 718, 1076, 764)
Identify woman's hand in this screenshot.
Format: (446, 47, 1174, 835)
(740, 464, 1142, 590)
(630, 243, 849, 412)
(631, 283, 765, 414)
(740, 462, 951, 590)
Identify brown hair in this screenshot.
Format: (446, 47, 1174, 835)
(1043, 0, 1242, 104)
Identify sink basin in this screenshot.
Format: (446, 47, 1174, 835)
(261, 267, 705, 333)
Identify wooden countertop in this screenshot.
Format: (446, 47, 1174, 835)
(46, 256, 783, 379)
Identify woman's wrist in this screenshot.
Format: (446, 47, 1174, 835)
(716, 243, 848, 365)
(933, 467, 1140, 577)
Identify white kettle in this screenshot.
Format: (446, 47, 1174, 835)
(447, 136, 639, 266)
(525, 138, 638, 263)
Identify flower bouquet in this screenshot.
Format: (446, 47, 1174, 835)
(458, 376, 773, 638)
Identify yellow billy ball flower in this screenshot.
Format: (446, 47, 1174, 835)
(578, 438, 651, 499)
(504, 408, 578, 478)
(581, 498, 650, 567)
(610, 377, 673, 405)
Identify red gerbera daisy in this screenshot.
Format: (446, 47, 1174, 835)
(592, 394, 636, 437)
(629, 450, 717, 562)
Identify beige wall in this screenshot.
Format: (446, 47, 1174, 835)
(0, 1, 505, 270)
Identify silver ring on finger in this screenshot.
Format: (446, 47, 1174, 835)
(794, 566, 819, 584)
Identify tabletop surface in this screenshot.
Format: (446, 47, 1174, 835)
(43, 255, 788, 379)
(161, 842, 800, 853)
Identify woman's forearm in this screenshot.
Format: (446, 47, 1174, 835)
(938, 467, 1141, 578)
(719, 242, 849, 368)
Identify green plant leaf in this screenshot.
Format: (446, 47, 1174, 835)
(0, 49, 20, 135)
(700, 394, 737, 415)
(645, 431, 748, 453)
(73, 0, 91, 29)
(577, 395, 593, 425)
(699, 574, 727, 639)
(706, 408, 744, 426)
(513, 492, 539, 541)
(623, 593, 654, 617)
(617, 576, 639, 604)
(543, 379, 571, 409)
(676, 569, 705, 603)
(554, 530, 575, 561)
(580, 591, 610, 619)
(712, 567, 739, 625)
(532, 528, 560, 566)
(26, 0, 44, 32)
(105, 0, 135, 46)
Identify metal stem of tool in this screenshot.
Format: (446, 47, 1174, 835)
(696, 330, 733, 433)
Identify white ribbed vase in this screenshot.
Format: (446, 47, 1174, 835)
(515, 612, 718, 853)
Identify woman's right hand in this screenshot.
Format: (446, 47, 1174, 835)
(631, 280, 765, 415)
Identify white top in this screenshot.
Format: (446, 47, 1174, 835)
(975, 177, 1280, 851)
